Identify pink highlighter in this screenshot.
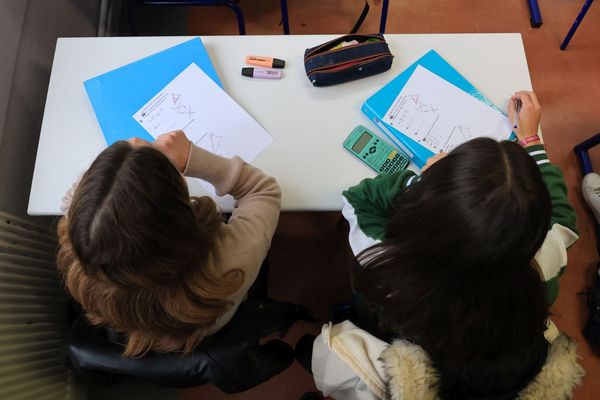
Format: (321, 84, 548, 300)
(241, 67, 282, 80)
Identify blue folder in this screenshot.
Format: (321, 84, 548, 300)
(84, 38, 221, 145)
(362, 49, 509, 168)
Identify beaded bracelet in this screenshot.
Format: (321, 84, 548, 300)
(518, 135, 540, 147)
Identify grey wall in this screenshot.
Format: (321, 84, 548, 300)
(0, 0, 100, 223)
(0, 0, 28, 145)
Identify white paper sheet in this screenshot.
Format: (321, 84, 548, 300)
(383, 65, 512, 154)
(133, 63, 273, 194)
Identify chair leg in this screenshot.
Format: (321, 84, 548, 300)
(527, 0, 543, 27)
(223, 0, 246, 34)
(280, 0, 290, 34)
(574, 132, 600, 175)
(380, 0, 390, 33)
(560, 0, 594, 50)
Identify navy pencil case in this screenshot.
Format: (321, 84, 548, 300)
(304, 33, 394, 87)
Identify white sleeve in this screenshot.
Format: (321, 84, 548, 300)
(341, 196, 381, 257)
(312, 331, 382, 400)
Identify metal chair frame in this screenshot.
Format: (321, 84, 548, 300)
(574, 132, 600, 241)
(560, 0, 595, 50)
(128, 0, 391, 36)
(128, 0, 288, 35)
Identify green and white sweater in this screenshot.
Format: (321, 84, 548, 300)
(342, 144, 578, 306)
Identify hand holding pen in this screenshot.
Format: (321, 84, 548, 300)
(509, 91, 542, 146)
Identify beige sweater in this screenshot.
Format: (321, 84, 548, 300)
(62, 144, 281, 336)
(183, 144, 281, 333)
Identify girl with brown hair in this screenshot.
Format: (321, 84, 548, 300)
(57, 130, 281, 357)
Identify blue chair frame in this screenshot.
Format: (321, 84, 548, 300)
(128, 0, 291, 35)
(282, 0, 390, 34)
(574, 132, 600, 241)
(560, 0, 595, 50)
(129, 0, 390, 36)
(527, 0, 596, 49)
(528, 0, 543, 27)
(574, 133, 600, 176)
(379, 0, 390, 33)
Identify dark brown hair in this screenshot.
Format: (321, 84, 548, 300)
(57, 141, 244, 357)
(354, 138, 552, 398)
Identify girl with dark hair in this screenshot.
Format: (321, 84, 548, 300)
(57, 130, 281, 357)
(309, 92, 584, 399)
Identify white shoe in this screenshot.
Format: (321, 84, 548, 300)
(582, 172, 600, 225)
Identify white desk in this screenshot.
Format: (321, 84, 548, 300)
(29, 34, 532, 215)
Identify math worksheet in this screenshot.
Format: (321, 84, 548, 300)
(133, 63, 273, 193)
(383, 65, 512, 154)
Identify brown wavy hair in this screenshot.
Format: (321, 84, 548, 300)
(57, 141, 244, 357)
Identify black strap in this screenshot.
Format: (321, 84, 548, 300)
(350, 0, 370, 34)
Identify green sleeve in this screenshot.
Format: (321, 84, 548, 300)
(342, 170, 416, 240)
(541, 164, 578, 234)
(526, 145, 578, 234)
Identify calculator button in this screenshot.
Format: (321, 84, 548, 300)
(369, 146, 376, 154)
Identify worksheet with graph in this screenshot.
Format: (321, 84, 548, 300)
(382, 65, 512, 154)
(133, 62, 272, 178)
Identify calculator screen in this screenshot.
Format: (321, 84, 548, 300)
(352, 131, 372, 152)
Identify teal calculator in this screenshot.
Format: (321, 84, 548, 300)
(343, 125, 410, 174)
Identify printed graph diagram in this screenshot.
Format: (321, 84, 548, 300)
(196, 132, 223, 154)
(170, 92, 195, 118)
(455, 125, 473, 141)
(439, 125, 474, 152)
(410, 94, 438, 114)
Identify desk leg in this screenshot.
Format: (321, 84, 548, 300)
(280, 0, 290, 34)
(527, 0, 543, 27)
(560, 0, 594, 50)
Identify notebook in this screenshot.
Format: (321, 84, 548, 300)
(362, 50, 513, 168)
(84, 38, 221, 145)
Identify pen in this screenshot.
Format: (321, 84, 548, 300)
(513, 99, 522, 129)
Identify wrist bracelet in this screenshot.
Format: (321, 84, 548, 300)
(519, 135, 540, 147)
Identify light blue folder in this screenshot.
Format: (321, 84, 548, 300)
(84, 38, 221, 145)
(362, 50, 510, 168)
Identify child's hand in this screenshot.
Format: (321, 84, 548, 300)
(152, 130, 191, 172)
(509, 91, 541, 143)
(422, 152, 447, 172)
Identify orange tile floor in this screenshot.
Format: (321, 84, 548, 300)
(182, 1, 600, 398)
